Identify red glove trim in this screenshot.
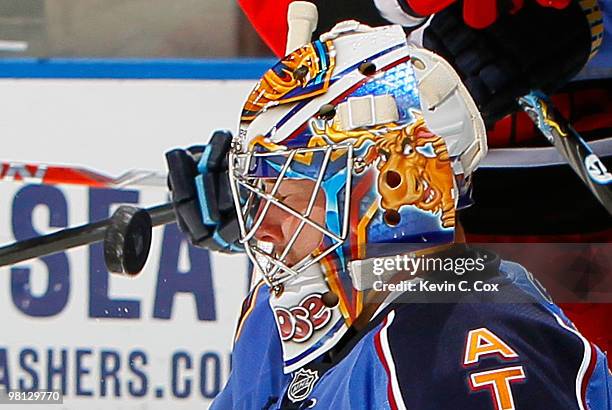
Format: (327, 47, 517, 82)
(462, 0, 498, 28)
(405, 0, 455, 17)
(406, 0, 570, 29)
(238, 0, 292, 57)
(536, 0, 571, 9)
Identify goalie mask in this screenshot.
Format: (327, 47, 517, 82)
(229, 22, 486, 372)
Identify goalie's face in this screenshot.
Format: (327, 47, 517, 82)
(229, 143, 353, 290)
(254, 179, 327, 266)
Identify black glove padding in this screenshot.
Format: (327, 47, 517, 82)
(423, 0, 597, 126)
(166, 130, 243, 253)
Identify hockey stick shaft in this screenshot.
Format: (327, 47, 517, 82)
(0, 203, 174, 267)
(519, 91, 612, 215)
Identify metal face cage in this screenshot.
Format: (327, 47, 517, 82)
(229, 143, 354, 289)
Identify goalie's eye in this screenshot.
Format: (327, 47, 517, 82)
(272, 192, 289, 202)
(402, 141, 413, 156)
(263, 181, 289, 201)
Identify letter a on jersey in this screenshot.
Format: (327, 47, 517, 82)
(463, 328, 519, 366)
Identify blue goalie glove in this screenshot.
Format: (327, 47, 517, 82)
(165, 130, 243, 253)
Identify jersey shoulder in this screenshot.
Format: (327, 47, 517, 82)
(378, 260, 612, 410)
(212, 281, 288, 409)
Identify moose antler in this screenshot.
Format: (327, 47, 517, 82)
(311, 119, 384, 147)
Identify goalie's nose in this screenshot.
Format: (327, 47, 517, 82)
(254, 204, 286, 245)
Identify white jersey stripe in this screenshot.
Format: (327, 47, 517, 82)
(552, 312, 593, 410)
(380, 310, 408, 410)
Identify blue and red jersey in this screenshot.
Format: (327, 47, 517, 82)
(211, 249, 612, 409)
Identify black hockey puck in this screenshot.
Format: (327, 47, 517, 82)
(104, 205, 152, 276)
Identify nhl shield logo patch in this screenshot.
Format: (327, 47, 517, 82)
(288, 368, 319, 403)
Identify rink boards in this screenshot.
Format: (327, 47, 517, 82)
(0, 60, 269, 409)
